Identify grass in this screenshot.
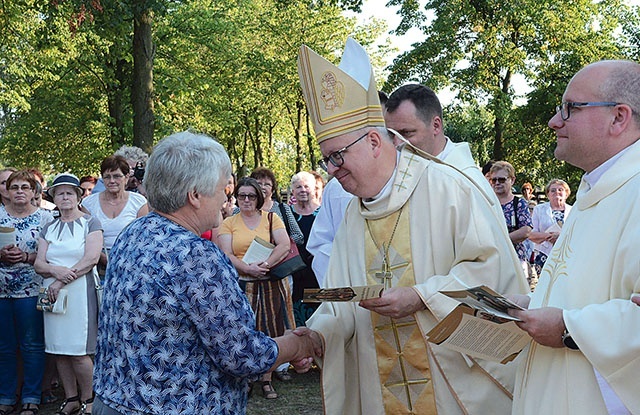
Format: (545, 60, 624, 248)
(36, 367, 323, 415)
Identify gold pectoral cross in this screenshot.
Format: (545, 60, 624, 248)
(370, 243, 409, 289)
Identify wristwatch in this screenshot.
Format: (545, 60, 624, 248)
(562, 329, 579, 350)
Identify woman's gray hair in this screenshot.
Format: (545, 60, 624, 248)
(144, 131, 231, 214)
(290, 171, 315, 188)
(114, 145, 149, 164)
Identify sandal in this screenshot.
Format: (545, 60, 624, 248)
(19, 403, 39, 415)
(55, 396, 80, 415)
(80, 397, 94, 415)
(274, 368, 292, 381)
(261, 381, 278, 399)
(0, 403, 17, 415)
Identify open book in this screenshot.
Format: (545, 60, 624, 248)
(242, 237, 274, 264)
(426, 285, 531, 364)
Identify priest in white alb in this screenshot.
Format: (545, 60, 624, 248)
(296, 38, 529, 414)
(509, 60, 640, 415)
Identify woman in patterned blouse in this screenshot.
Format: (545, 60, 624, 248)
(0, 170, 54, 415)
(92, 131, 320, 415)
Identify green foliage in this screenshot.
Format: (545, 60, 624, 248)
(0, 0, 384, 183)
(384, 0, 631, 191)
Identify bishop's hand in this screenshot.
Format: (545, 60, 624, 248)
(359, 286, 426, 319)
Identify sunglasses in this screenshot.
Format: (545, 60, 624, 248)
(490, 177, 509, 184)
(237, 193, 258, 201)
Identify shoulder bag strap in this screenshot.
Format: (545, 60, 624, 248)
(278, 202, 291, 234)
(268, 211, 274, 244)
(513, 196, 520, 229)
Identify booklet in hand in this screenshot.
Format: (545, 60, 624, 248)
(303, 285, 384, 303)
(426, 285, 531, 364)
(242, 237, 274, 264)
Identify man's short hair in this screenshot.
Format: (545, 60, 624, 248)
(600, 61, 640, 125)
(386, 84, 443, 125)
(144, 131, 231, 214)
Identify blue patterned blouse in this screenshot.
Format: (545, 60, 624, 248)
(0, 205, 54, 299)
(501, 197, 534, 262)
(94, 212, 278, 414)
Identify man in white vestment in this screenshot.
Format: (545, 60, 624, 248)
(297, 38, 528, 414)
(308, 83, 508, 285)
(384, 83, 499, 210)
(510, 60, 640, 415)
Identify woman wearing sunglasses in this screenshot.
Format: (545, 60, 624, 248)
(218, 177, 293, 400)
(489, 161, 533, 286)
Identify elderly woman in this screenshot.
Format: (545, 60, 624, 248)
(0, 171, 54, 415)
(289, 172, 321, 324)
(490, 161, 533, 284)
(92, 132, 319, 415)
(35, 174, 103, 415)
(218, 177, 295, 399)
(529, 179, 572, 276)
(82, 155, 148, 275)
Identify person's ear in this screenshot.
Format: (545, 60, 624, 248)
(367, 130, 384, 158)
(610, 104, 634, 136)
(187, 190, 201, 208)
(432, 116, 443, 135)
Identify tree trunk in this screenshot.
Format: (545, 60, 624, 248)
(107, 57, 127, 149)
(132, 8, 155, 153)
(492, 69, 513, 161)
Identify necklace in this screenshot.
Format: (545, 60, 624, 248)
(365, 206, 404, 289)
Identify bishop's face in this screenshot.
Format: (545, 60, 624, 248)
(320, 129, 375, 198)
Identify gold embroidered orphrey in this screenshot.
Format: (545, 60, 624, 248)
(320, 71, 345, 111)
(366, 203, 437, 414)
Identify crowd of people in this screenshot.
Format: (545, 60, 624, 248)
(0, 37, 638, 415)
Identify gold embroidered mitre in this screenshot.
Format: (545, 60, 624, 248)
(297, 37, 385, 143)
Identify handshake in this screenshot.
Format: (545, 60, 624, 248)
(274, 327, 323, 374)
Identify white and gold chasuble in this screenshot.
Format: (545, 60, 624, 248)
(308, 147, 528, 415)
(366, 208, 436, 414)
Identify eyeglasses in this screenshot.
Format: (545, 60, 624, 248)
(257, 182, 272, 188)
(556, 101, 620, 121)
(9, 185, 33, 192)
(490, 177, 509, 184)
(319, 131, 369, 172)
(103, 174, 125, 181)
(237, 193, 258, 201)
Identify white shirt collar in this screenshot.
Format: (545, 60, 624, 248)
(583, 146, 631, 191)
(364, 150, 401, 204)
(436, 136, 453, 160)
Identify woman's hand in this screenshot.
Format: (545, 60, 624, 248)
(547, 231, 560, 244)
(0, 245, 24, 264)
(51, 265, 78, 284)
(245, 262, 269, 278)
(47, 280, 65, 303)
